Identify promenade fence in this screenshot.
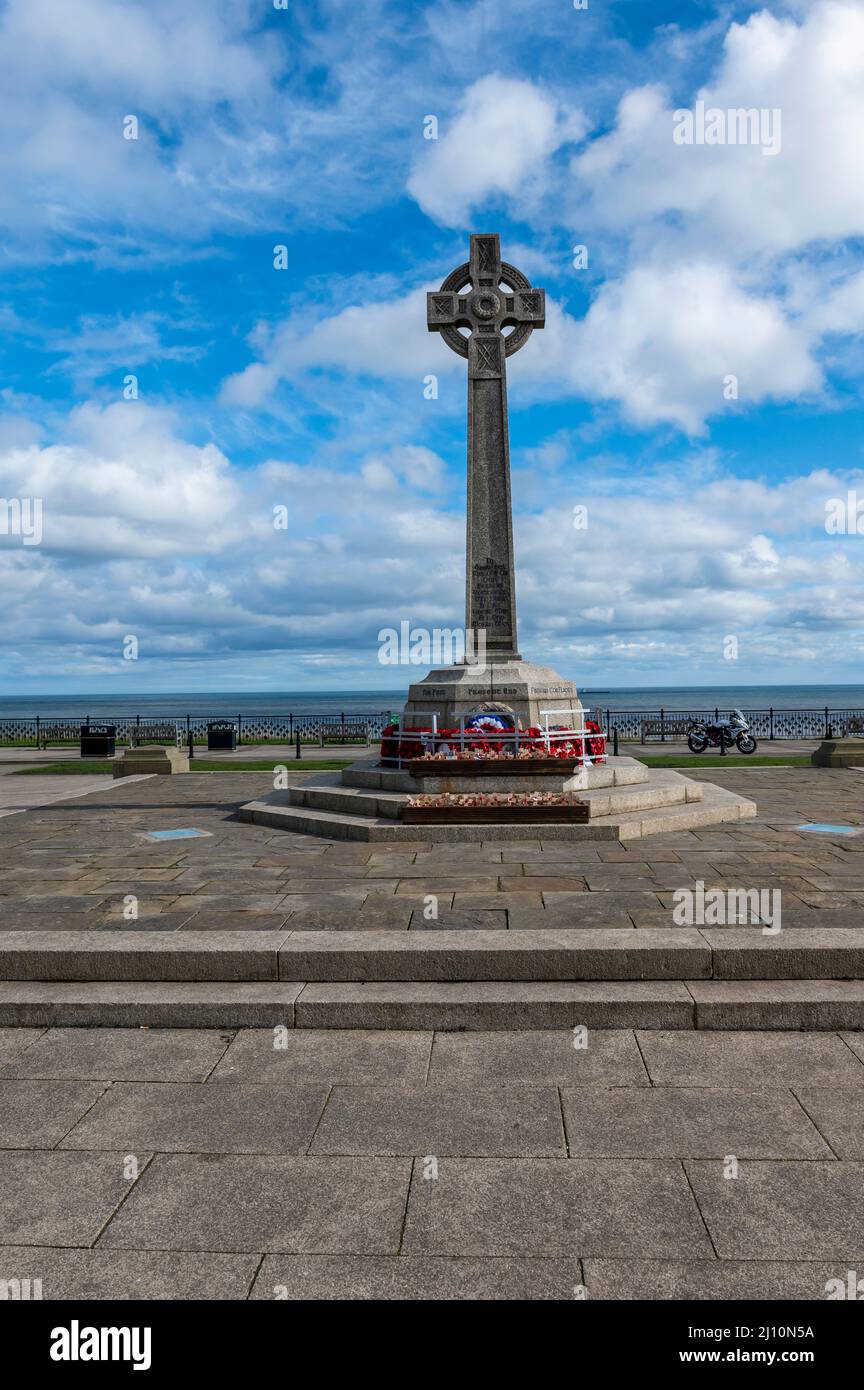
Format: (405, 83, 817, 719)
(0, 706, 858, 746)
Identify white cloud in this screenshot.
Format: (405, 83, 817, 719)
(553, 260, 821, 433)
(573, 1, 864, 255)
(226, 262, 821, 432)
(407, 75, 585, 227)
(3, 400, 864, 687)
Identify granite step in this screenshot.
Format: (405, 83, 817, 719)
(0, 981, 303, 1028)
(340, 755, 650, 792)
(239, 783, 755, 841)
(4, 929, 864, 985)
(238, 801, 622, 841)
(294, 981, 864, 1030)
(1, 975, 862, 1029)
(293, 772, 701, 821)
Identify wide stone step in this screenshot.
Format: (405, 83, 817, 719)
(340, 755, 650, 792)
(293, 772, 701, 821)
(293, 781, 406, 819)
(0, 982, 302, 1027)
(281, 929, 710, 981)
(238, 801, 622, 840)
(4, 929, 864, 986)
(1, 975, 862, 1028)
(293, 981, 864, 1030)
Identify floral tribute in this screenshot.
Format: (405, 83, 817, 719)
(405, 791, 584, 808)
(379, 719, 605, 766)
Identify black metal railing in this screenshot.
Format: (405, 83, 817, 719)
(0, 706, 860, 747)
(588, 706, 860, 742)
(0, 711, 396, 747)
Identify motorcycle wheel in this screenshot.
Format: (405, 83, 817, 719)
(688, 732, 709, 753)
(736, 733, 757, 754)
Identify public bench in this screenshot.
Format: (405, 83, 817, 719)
(129, 723, 182, 747)
(319, 723, 372, 746)
(640, 718, 693, 743)
(38, 724, 78, 749)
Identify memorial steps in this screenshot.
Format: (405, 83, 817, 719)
(2, 918, 864, 1030)
(1, 949, 863, 1028)
(237, 755, 757, 842)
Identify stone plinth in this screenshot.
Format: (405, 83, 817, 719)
(811, 739, 864, 768)
(113, 745, 190, 778)
(402, 659, 581, 731)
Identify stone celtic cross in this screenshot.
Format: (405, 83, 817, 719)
(428, 233, 545, 663)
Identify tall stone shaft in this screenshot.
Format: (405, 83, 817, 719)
(427, 232, 545, 662)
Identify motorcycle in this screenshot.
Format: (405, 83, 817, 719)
(687, 709, 757, 755)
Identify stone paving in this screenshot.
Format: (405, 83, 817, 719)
(1, 766, 863, 1298)
(1, 1023, 863, 1298)
(0, 766, 862, 930)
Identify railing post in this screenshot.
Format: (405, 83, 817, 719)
(825, 706, 830, 738)
(289, 713, 293, 739)
(613, 727, 619, 757)
(605, 708, 610, 739)
(660, 708, 665, 743)
(295, 730, 301, 761)
(35, 715, 40, 749)
(769, 706, 774, 741)
(238, 713, 243, 746)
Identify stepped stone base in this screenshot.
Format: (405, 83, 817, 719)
(811, 738, 864, 768)
(114, 745, 189, 778)
(239, 755, 756, 842)
(402, 659, 581, 730)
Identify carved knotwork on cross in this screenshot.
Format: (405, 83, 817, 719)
(425, 234, 545, 661)
(426, 233, 545, 378)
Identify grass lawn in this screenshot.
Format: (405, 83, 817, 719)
(642, 754, 811, 768)
(11, 759, 354, 775)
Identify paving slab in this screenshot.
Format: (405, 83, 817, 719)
(0, 1245, 259, 1299)
(637, 1030, 864, 1087)
(686, 1160, 864, 1259)
(0, 1078, 108, 1147)
(250, 1254, 582, 1300)
(794, 1087, 864, 1159)
(209, 1028, 431, 1085)
(310, 1085, 565, 1157)
(560, 1086, 830, 1159)
(401, 1158, 712, 1258)
(428, 1029, 649, 1086)
(60, 1080, 330, 1155)
(0, 1026, 42, 1063)
(0, 1149, 149, 1246)
(408, 909, 508, 931)
(0, 1027, 233, 1081)
(583, 1259, 859, 1300)
(99, 1153, 410, 1254)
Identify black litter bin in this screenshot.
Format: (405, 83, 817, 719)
(207, 722, 237, 751)
(80, 724, 116, 757)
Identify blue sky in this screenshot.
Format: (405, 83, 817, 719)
(1, 0, 863, 693)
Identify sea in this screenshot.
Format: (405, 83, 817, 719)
(1, 685, 864, 719)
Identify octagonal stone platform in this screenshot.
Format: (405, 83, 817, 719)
(239, 756, 756, 843)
